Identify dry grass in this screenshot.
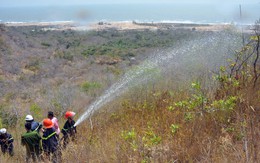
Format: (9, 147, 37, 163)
(1, 70, 259, 163)
(61, 78, 259, 162)
(1, 23, 260, 162)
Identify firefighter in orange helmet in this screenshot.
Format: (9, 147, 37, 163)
(61, 111, 77, 148)
(42, 119, 59, 162)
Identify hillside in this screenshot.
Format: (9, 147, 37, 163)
(0, 21, 260, 162)
(0, 23, 228, 118)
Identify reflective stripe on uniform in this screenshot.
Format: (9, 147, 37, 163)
(62, 128, 68, 131)
(42, 132, 56, 140)
(62, 126, 74, 132)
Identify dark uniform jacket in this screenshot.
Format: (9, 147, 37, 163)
(61, 120, 77, 136)
(0, 133, 14, 146)
(30, 121, 42, 132)
(42, 128, 58, 153)
(0, 133, 14, 156)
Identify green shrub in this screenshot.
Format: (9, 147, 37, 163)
(81, 81, 102, 93)
(25, 59, 40, 72)
(54, 50, 73, 61)
(0, 105, 18, 127)
(41, 42, 51, 47)
(62, 52, 73, 61)
(211, 96, 237, 111)
(30, 103, 43, 120)
(81, 46, 96, 57)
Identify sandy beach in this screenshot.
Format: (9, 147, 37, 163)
(3, 21, 237, 32)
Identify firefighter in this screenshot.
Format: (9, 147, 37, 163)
(42, 118, 60, 163)
(25, 115, 42, 132)
(21, 123, 42, 162)
(0, 128, 14, 156)
(61, 111, 77, 148)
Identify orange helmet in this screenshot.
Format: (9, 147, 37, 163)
(43, 118, 54, 129)
(65, 111, 76, 119)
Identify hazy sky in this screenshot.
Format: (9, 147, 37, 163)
(1, 0, 259, 7)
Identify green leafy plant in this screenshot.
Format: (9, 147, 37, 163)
(121, 128, 137, 141)
(170, 124, 180, 135)
(142, 127, 162, 147)
(184, 112, 194, 122)
(167, 105, 174, 111)
(121, 128, 138, 151)
(211, 96, 237, 111)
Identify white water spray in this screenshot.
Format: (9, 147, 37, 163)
(74, 32, 241, 127)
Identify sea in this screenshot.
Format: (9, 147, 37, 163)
(0, 3, 259, 25)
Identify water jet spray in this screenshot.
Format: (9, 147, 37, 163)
(74, 32, 242, 127)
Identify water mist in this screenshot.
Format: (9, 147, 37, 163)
(74, 31, 242, 127)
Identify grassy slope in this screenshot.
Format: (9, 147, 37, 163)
(64, 82, 259, 162)
(0, 24, 260, 162)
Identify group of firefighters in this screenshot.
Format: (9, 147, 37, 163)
(0, 110, 77, 162)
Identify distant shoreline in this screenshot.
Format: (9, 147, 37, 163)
(1, 21, 252, 32)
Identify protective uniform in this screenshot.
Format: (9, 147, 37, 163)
(0, 128, 14, 156)
(42, 118, 60, 163)
(21, 123, 42, 162)
(25, 115, 42, 132)
(62, 111, 77, 148)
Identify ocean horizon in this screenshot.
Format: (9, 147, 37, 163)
(0, 3, 259, 25)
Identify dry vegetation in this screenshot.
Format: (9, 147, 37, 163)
(0, 20, 260, 162)
(62, 20, 260, 162)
